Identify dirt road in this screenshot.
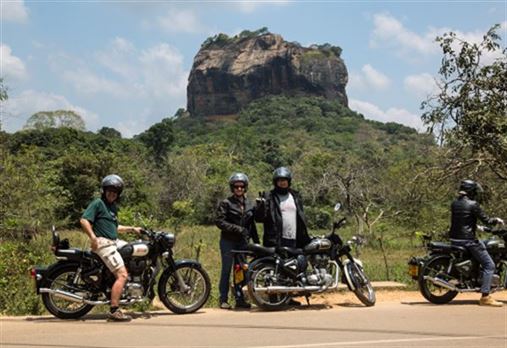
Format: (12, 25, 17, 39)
(2, 291, 506, 348)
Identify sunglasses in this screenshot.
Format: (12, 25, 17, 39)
(233, 185, 245, 189)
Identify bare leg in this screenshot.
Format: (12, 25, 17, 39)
(111, 266, 128, 307)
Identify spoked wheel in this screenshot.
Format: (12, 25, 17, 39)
(247, 262, 290, 311)
(41, 264, 94, 319)
(158, 264, 211, 314)
(418, 256, 458, 304)
(346, 262, 376, 306)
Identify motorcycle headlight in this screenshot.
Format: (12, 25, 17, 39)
(160, 232, 176, 249)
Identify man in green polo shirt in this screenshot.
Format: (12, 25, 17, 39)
(80, 174, 142, 322)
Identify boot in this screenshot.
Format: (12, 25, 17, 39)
(479, 295, 503, 307)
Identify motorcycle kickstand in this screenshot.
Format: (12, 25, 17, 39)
(305, 295, 311, 305)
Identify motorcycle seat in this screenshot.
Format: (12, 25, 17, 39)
(428, 242, 467, 253)
(246, 243, 276, 256)
(277, 246, 304, 256)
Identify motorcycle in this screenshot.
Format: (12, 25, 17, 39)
(408, 225, 507, 304)
(234, 203, 376, 310)
(32, 227, 211, 319)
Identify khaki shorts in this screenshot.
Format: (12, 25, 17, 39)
(94, 237, 128, 273)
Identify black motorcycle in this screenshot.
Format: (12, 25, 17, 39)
(408, 226, 507, 304)
(234, 204, 376, 310)
(32, 227, 211, 319)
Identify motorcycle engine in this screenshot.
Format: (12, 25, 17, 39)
(306, 254, 333, 286)
(125, 282, 144, 299)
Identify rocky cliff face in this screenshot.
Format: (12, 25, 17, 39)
(187, 32, 348, 118)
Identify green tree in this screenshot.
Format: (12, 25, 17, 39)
(24, 110, 86, 131)
(97, 127, 122, 139)
(422, 24, 507, 180)
(0, 78, 8, 131)
(137, 118, 174, 163)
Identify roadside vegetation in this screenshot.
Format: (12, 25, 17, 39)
(0, 26, 505, 315)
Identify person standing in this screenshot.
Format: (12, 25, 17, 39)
(255, 167, 311, 249)
(449, 179, 505, 307)
(215, 172, 259, 309)
(80, 174, 143, 321)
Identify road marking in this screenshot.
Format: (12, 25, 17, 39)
(249, 335, 505, 348)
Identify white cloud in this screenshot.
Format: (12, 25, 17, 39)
(371, 13, 507, 65)
(1, 0, 28, 23)
(61, 39, 187, 101)
(1, 44, 28, 81)
(348, 64, 390, 91)
(95, 37, 137, 79)
(232, 0, 291, 13)
(156, 9, 208, 34)
(116, 108, 152, 138)
(404, 73, 438, 99)
(370, 13, 438, 58)
(3, 89, 99, 131)
(63, 69, 133, 98)
(349, 98, 423, 130)
(139, 44, 187, 98)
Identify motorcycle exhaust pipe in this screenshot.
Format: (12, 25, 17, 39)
(39, 288, 108, 305)
(423, 277, 480, 293)
(254, 286, 322, 294)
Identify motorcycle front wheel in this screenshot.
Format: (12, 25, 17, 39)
(41, 264, 94, 319)
(157, 263, 211, 314)
(345, 262, 376, 306)
(418, 255, 458, 304)
(247, 262, 290, 311)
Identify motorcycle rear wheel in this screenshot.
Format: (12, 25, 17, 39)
(346, 262, 376, 306)
(158, 264, 211, 314)
(247, 262, 290, 311)
(41, 264, 94, 319)
(418, 256, 458, 304)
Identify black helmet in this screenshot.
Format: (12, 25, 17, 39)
(101, 174, 124, 195)
(272, 167, 292, 186)
(459, 179, 483, 199)
(229, 172, 249, 192)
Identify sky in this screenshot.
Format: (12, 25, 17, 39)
(1, 0, 506, 137)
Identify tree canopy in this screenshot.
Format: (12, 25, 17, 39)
(24, 110, 86, 131)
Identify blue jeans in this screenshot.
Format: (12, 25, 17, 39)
(219, 238, 247, 303)
(451, 239, 495, 294)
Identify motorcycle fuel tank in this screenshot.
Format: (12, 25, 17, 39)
(304, 238, 332, 253)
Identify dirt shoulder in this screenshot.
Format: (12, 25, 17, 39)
(297, 289, 502, 306)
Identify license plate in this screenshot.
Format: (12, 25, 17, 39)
(408, 264, 419, 277)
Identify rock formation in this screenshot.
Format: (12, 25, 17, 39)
(187, 30, 348, 118)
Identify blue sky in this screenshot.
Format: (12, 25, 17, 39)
(1, 0, 506, 137)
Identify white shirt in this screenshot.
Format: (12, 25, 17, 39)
(278, 193, 297, 240)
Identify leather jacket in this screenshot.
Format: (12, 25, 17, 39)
(255, 189, 311, 248)
(449, 195, 496, 240)
(215, 195, 259, 243)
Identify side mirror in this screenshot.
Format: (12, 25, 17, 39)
(334, 203, 342, 212)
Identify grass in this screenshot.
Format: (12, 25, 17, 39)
(0, 224, 424, 315)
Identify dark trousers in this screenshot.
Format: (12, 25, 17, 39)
(451, 239, 495, 294)
(281, 238, 297, 248)
(219, 238, 247, 303)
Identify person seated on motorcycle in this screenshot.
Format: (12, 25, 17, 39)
(449, 179, 505, 307)
(215, 172, 259, 310)
(80, 174, 143, 321)
(255, 167, 311, 306)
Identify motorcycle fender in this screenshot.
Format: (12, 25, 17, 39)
(173, 259, 204, 270)
(248, 256, 276, 271)
(342, 258, 363, 291)
(33, 261, 79, 294)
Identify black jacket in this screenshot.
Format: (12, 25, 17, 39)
(255, 189, 310, 248)
(449, 195, 496, 240)
(215, 196, 259, 243)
